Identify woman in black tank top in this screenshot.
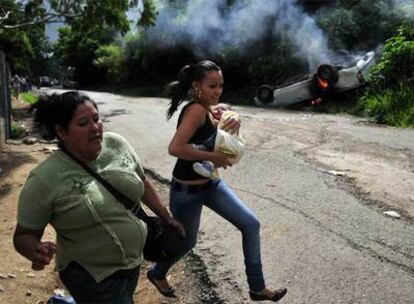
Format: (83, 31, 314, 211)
(147, 60, 287, 302)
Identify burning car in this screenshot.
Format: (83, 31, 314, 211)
(255, 51, 376, 107)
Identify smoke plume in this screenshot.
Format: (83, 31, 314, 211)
(134, 0, 412, 70)
(144, 0, 331, 70)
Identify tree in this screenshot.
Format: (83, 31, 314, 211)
(0, 0, 51, 75)
(355, 24, 414, 127)
(317, 0, 402, 51)
(0, 0, 158, 31)
(368, 24, 414, 90)
(0, 0, 158, 82)
(54, 25, 119, 86)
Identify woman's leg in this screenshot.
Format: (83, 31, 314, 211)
(205, 179, 265, 292)
(150, 186, 204, 280)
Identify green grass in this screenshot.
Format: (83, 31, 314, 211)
(354, 83, 414, 127)
(20, 92, 38, 104)
(10, 121, 26, 139)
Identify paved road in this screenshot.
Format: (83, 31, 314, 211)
(79, 91, 414, 303)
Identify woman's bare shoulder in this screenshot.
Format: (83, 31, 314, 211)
(183, 102, 207, 118)
(179, 102, 207, 128)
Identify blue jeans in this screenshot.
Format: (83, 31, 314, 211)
(59, 262, 140, 303)
(150, 179, 265, 292)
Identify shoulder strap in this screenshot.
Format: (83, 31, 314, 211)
(60, 148, 151, 222)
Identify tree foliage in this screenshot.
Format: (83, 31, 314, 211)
(368, 24, 414, 90)
(0, 0, 157, 31)
(54, 25, 120, 86)
(355, 24, 414, 127)
(0, 0, 157, 77)
(94, 44, 124, 84)
(317, 0, 401, 51)
(0, 0, 50, 75)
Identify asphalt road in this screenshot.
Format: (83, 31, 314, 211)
(78, 91, 414, 304)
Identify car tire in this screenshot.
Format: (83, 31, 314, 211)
(317, 64, 339, 85)
(256, 85, 274, 104)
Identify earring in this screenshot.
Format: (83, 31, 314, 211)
(197, 90, 202, 98)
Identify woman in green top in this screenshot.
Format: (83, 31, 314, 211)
(13, 91, 184, 304)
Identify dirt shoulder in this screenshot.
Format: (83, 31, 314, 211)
(0, 142, 217, 304)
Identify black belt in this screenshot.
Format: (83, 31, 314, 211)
(171, 180, 211, 194)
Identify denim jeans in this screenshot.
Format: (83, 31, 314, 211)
(59, 262, 140, 304)
(150, 179, 265, 292)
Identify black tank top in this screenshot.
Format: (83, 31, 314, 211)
(172, 101, 217, 180)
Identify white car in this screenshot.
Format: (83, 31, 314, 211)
(255, 51, 376, 107)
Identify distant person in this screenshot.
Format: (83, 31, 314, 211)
(11, 74, 21, 99)
(146, 60, 287, 302)
(20, 77, 28, 92)
(192, 103, 245, 179)
(13, 91, 184, 304)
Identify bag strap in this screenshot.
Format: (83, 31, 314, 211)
(60, 147, 151, 222)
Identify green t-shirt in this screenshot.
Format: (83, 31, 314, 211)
(17, 132, 147, 282)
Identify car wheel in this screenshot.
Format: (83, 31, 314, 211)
(256, 85, 274, 104)
(316, 64, 339, 90)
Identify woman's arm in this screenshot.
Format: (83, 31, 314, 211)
(13, 225, 56, 270)
(141, 178, 185, 236)
(168, 103, 231, 168)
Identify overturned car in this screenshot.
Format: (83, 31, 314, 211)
(255, 51, 376, 107)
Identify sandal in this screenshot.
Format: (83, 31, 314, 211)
(249, 288, 287, 302)
(146, 270, 177, 298)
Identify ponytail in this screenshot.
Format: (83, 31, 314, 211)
(166, 64, 193, 120)
(30, 94, 56, 140)
(165, 60, 221, 120)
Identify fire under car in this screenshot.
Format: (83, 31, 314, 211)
(254, 51, 376, 107)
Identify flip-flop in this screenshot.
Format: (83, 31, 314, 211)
(249, 288, 287, 302)
(146, 270, 177, 298)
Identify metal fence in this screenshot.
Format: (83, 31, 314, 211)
(0, 50, 11, 146)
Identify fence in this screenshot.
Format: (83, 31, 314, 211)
(0, 50, 11, 147)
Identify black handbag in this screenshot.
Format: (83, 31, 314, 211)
(61, 148, 184, 263)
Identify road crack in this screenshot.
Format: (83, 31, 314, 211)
(235, 187, 414, 277)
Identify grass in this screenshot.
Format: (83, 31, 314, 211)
(20, 91, 38, 104)
(10, 121, 26, 139)
(353, 83, 414, 127)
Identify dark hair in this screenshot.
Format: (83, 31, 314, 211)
(165, 60, 221, 120)
(30, 91, 97, 140)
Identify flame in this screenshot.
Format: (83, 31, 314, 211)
(311, 97, 322, 106)
(318, 77, 329, 89)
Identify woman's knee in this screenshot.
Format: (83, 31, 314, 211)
(240, 215, 261, 235)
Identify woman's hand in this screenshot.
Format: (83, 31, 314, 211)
(31, 241, 56, 270)
(167, 218, 186, 237)
(210, 152, 232, 169)
(221, 117, 240, 135)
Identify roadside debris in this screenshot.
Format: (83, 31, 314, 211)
(383, 210, 401, 219)
(0, 273, 16, 279)
(39, 146, 59, 154)
(327, 170, 346, 176)
(23, 137, 38, 145)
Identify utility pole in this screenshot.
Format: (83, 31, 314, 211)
(0, 50, 12, 149)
